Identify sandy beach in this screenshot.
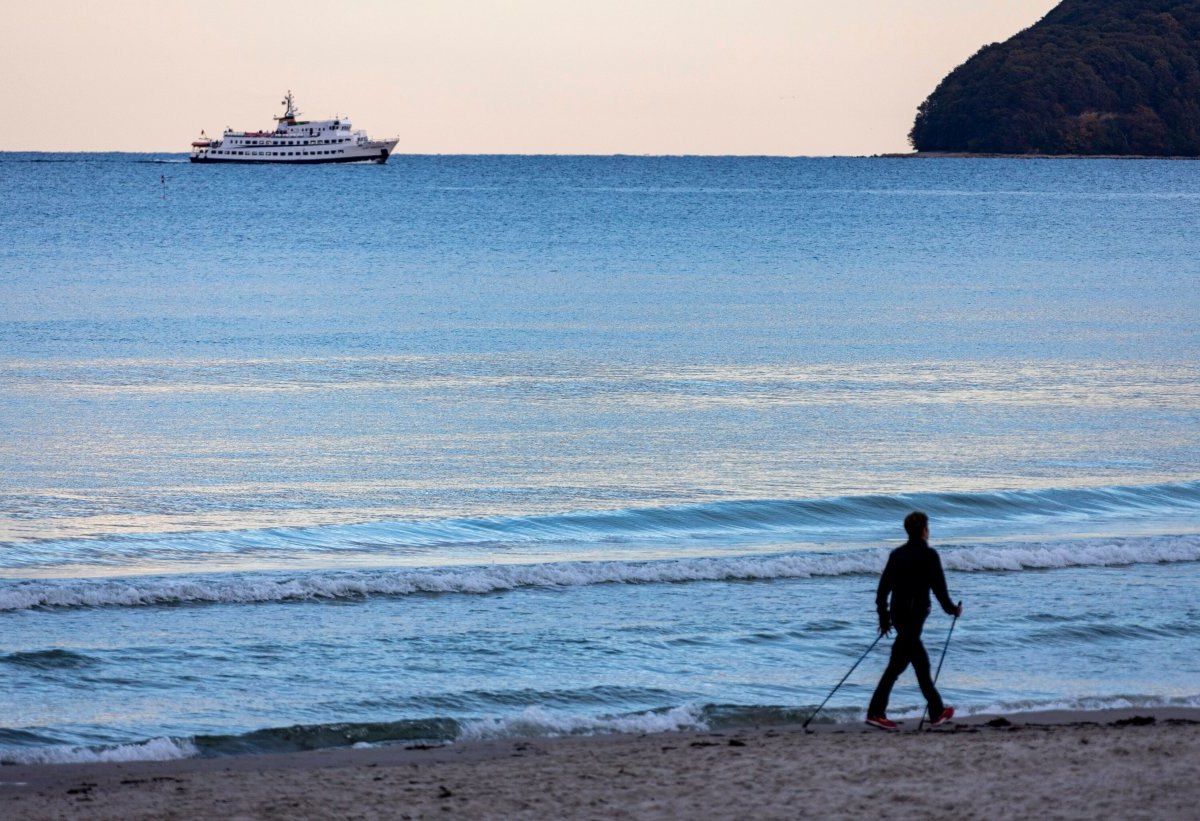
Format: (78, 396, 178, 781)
(2, 708, 1196, 820)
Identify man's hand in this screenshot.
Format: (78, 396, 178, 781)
(878, 619, 892, 637)
(954, 601, 963, 618)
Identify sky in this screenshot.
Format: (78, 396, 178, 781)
(3, 1, 1059, 155)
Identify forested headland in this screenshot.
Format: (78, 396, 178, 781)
(909, 0, 1200, 155)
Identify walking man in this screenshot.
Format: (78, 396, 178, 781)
(866, 511, 962, 730)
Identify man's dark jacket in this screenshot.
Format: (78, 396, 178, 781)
(876, 538, 956, 632)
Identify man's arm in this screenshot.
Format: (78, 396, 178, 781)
(930, 552, 959, 616)
(876, 555, 894, 634)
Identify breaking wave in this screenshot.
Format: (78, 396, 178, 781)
(0, 533, 1196, 612)
(0, 736, 198, 766)
(458, 703, 709, 741)
(4, 481, 1199, 572)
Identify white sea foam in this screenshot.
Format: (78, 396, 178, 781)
(942, 693, 1200, 720)
(0, 736, 198, 765)
(941, 536, 1200, 572)
(458, 703, 709, 741)
(1, 534, 1196, 611)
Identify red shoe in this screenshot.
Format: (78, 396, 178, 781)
(865, 715, 898, 731)
(930, 706, 955, 727)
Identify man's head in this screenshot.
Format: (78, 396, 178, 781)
(904, 511, 929, 540)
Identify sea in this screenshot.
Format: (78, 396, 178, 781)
(1, 153, 1198, 765)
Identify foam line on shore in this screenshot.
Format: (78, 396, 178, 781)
(4, 696, 1198, 766)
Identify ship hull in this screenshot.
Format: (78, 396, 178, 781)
(191, 145, 394, 164)
(190, 152, 392, 164)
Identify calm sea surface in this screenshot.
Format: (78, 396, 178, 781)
(1, 154, 1198, 762)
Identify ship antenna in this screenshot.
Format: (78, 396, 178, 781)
(276, 91, 300, 122)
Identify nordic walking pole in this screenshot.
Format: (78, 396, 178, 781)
(802, 633, 884, 729)
(918, 600, 962, 731)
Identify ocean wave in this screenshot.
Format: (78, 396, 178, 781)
(708, 695, 1200, 727)
(1026, 621, 1197, 643)
(0, 736, 197, 766)
(347, 685, 681, 714)
(4, 481, 1198, 570)
(458, 703, 709, 740)
(195, 718, 461, 757)
(0, 534, 1196, 612)
(0, 707, 705, 766)
(947, 694, 1200, 720)
(5, 694, 1199, 765)
(0, 649, 97, 670)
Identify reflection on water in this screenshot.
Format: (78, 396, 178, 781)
(3, 357, 1197, 546)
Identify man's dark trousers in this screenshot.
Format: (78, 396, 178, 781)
(868, 615, 944, 718)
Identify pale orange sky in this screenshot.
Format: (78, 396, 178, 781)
(2, 1, 1058, 154)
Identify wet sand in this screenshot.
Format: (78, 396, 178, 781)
(2, 708, 1197, 820)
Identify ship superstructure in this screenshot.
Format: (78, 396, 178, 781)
(190, 92, 398, 164)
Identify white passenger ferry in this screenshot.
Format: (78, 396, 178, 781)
(190, 92, 398, 164)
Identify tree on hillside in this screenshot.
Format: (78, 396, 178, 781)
(909, 0, 1200, 155)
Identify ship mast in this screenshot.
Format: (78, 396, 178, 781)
(275, 91, 300, 125)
